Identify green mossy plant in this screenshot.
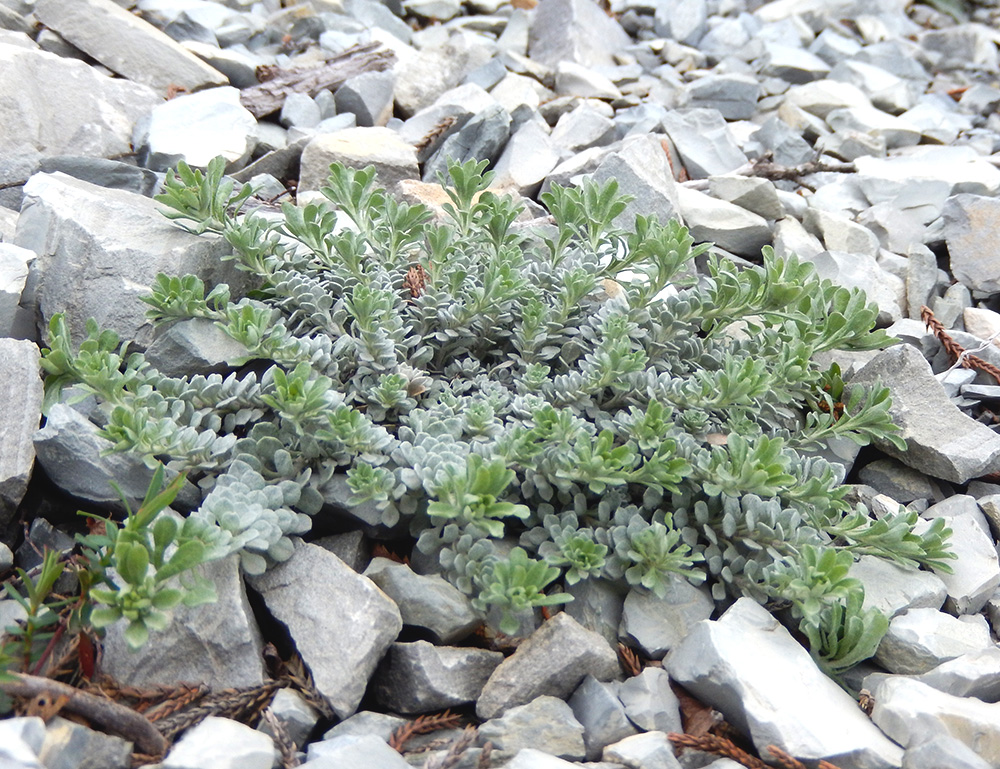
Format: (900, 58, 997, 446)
(38, 155, 954, 683)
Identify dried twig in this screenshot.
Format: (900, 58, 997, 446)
(262, 708, 300, 768)
(668, 732, 768, 769)
(768, 745, 843, 769)
(390, 710, 463, 752)
(921, 305, 1000, 385)
(151, 680, 284, 742)
(0, 672, 168, 756)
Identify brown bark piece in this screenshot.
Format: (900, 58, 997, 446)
(239, 43, 396, 119)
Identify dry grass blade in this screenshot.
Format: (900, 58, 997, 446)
(668, 732, 768, 769)
(921, 305, 1000, 385)
(151, 681, 284, 742)
(617, 643, 643, 677)
(390, 710, 464, 752)
(262, 708, 300, 768)
(422, 725, 478, 769)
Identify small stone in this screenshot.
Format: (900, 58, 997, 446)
(902, 735, 991, 769)
(943, 194, 1000, 295)
(37, 156, 159, 198)
(708, 176, 783, 220)
(854, 147, 1000, 197)
(875, 608, 992, 675)
(588, 135, 682, 231)
(804, 209, 879, 256)
(857, 458, 942, 504)
(258, 688, 320, 748)
(668, 598, 903, 769)
(144, 318, 251, 378)
(760, 42, 831, 84)
(38, 717, 131, 769)
(850, 345, 1000, 484)
(676, 186, 772, 258)
(280, 93, 321, 129)
(618, 667, 682, 735)
(618, 577, 714, 659)
(478, 696, 586, 761)
(247, 541, 402, 719)
(490, 120, 561, 198)
(746, 116, 815, 166)
(476, 613, 619, 720)
(602, 731, 681, 769)
(829, 60, 918, 114)
(134, 86, 258, 172)
(563, 578, 624, 649)
(502, 749, 581, 769)
(917, 512, 1000, 616)
(334, 70, 396, 127)
(687, 74, 760, 121)
(784, 80, 872, 120)
(0, 340, 41, 531)
(555, 61, 621, 100)
(306, 733, 410, 768)
(528, 0, 631, 70)
(550, 106, 617, 153)
(826, 105, 921, 149)
(34, 0, 227, 94)
(373, 641, 502, 714)
(321, 711, 407, 743)
(772, 217, 824, 260)
(363, 557, 481, 644)
(568, 676, 637, 760)
(423, 104, 511, 183)
(660, 109, 748, 179)
(916, 646, 1000, 701)
(162, 717, 275, 769)
(850, 556, 947, 620)
(299, 127, 419, 195)
(872, 677, 1000, 762)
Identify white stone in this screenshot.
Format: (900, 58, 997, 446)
(668, 598, 902, 769)
(675, 186, 771, 258)
(963, 308, 1000, 346)
(133, 86, 257, 172)
(854, 147, 1000, 197)
(850, 556, 947, 620)
(917, 513, 1000, 616)
(875, 608, 993, 675)
(873, 678, 1000, 762)
(163, 717, 275, 769)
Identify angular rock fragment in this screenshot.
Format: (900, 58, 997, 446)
(101, 555, 266, 691)
(659, 109, 747, 179)
(299, 126, 419, 196)
(162, 717, 274, 769)
(617, 577, 714, 659)
(476, 613, 619, 720)
(849, 556, 947, 620)
(668, 598, 903, 769)
(528, 0, 631, 69)
(850, 344, 1000, 483)
(14, 173, 242, 348)
(35, 0, 227, 94)
(478, 696, 586, 761)
(675, 187, 771, 257)
(0, 339, 41, 531)
(247, 542, 402, 718)
(589, 135, 682, 230)
(568, 676, 637, 760)
(875, 608, 992, 675)
(373, 641, 502, 714)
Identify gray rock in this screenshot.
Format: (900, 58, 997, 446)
(258, 688, 320, 749)
(335, 70, 396, 127)
(528, 0, 631, 70)
(101, 554, 265, 689)
(299, 127, 419, 195)
(0, 340, 41, 530)
(804, 209, 879, 257)
(653, 0, 707, 45)
(675, 186, 771, 258)
(588, 135, 682, 230)
(280, 93, 321, 129)
(568, 676, 637, 760)
(857, 458, 942, 504)
(618, 577, 713, 659)
(374, 641, 502, 714)
(902, 735, 990, 769)
(602, 731, 681, 769)
(476, 613, 619, 720)
(364, 557, 481, 644)
(563, 578, 624, 649)
(825, 105, 921, 149)
(247, 541, 402, 718)
(919, 24, 998, 72)
(479, 696, 586, 761)
(491, 120, 561, 198)
(550, 105, 617, 154)
(394, 32, 494, 118)
(618, 667, 682, 735)
(905, 246, 939, 320)
(34, 0, 227, 94)
(0, 542, 12, 571)
(872, 677, 1000, 763)
(915, 646, 1000, 702)
(0, 717, 44, 758)
(555, 61, 621, 100)
(916, 512, 1000, 616)
(687, 74, 760, 121)
(809, 28, 862, 66)
(144, 318, 251, 378)
(134, 86, 258, 172)
(772, 217, 824, 260)
(659, 110, 747, 179)
(306, 733, 411, 768)
(922, 495, 988, 536)
(850, 344, 1000, 484)
(875, 608, 992, 675)
(900, 98, 972, 145)
(784, 79, 872, 120)
(37, 157, 159, 198)
(760, 42, 830, 84)
(501, 749, 581, 769)
(707, 176, 783, 220)
(829, 60, 918, 115)
(14, 172, 242, 348)
(38, 717, 131, 769)
(33, 403, 199, 510)
(314, 531, 370, 573)
(746, 116, 815, 167)
(321, 711, 406, 743)
(182, 40, 259, 89)
(668, 598, 903, 769)
(850, 556, 947, 620)
(162, 717, 275, 769)
(943, 194, 1000, 294)
(854, 147, 1000, 197)
(0, 44, 159, 166)
(423, 103, 511, 183)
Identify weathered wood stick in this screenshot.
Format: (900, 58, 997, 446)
(0, 672, 169, 756)
(240, 42, 396, 118)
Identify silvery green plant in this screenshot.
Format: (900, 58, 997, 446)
(40, 156, 954, 681)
